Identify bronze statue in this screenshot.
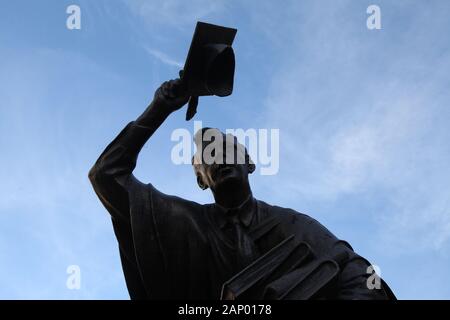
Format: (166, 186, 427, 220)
(88, 78, 396, 300)
(89, 21, 395, 300)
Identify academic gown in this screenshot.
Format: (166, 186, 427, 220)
(89, 121, 396, 300)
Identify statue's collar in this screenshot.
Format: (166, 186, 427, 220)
(213, 194, 255, 229)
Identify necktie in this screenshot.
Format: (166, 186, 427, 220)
(229, 215, 258, 270)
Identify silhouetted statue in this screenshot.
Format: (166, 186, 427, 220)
(88, 79, 396, 300)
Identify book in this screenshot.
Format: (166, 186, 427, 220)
(220, 234, 313, 300)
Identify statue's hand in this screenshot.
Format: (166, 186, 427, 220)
(153, 79, 190, 114)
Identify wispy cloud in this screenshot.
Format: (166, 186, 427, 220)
(143, 46, 183, 68)
(2, 0, 450, 300)
(0, 47, 128, 299)
(256, 1, 450, 254)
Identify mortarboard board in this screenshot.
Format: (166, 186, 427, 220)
(180, 21, 238, 120)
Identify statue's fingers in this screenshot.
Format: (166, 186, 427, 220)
(167, 81, 176, 99)
(161, 82, 170, 98)
(172, 79, 188, 98)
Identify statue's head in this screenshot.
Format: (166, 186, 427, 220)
(192, 128, 255, 193)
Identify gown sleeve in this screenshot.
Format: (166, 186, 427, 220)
(88, 122, 204, 299)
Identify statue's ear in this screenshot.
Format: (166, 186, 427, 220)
(248, 162, 256, 174)
(246, 154, 256, 174)
(196, 175, 208, 190)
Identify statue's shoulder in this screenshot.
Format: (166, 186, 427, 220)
(255, 199, 344, 250)
(136, 183, 205, 220)
(256, 199, 314, 224)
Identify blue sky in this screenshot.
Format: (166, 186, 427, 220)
(1, 0, 449, 299)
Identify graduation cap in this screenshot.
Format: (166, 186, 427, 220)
(180, 21, 238, 120)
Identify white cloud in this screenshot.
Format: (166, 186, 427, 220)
(0, 48, 128, 298)
(257, 2, 450, 253)
(143, 46, 183, 68)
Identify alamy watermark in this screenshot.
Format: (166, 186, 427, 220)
(367, 5, 381, 30)
(170, 121, 280, 175)
(66, 5, 81, 30)
(366, 264, 382, 290)
(66, 264, 81, 290)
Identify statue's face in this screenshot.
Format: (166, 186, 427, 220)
(199, 156, 249, 192)
(193, 131, 254, 192)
